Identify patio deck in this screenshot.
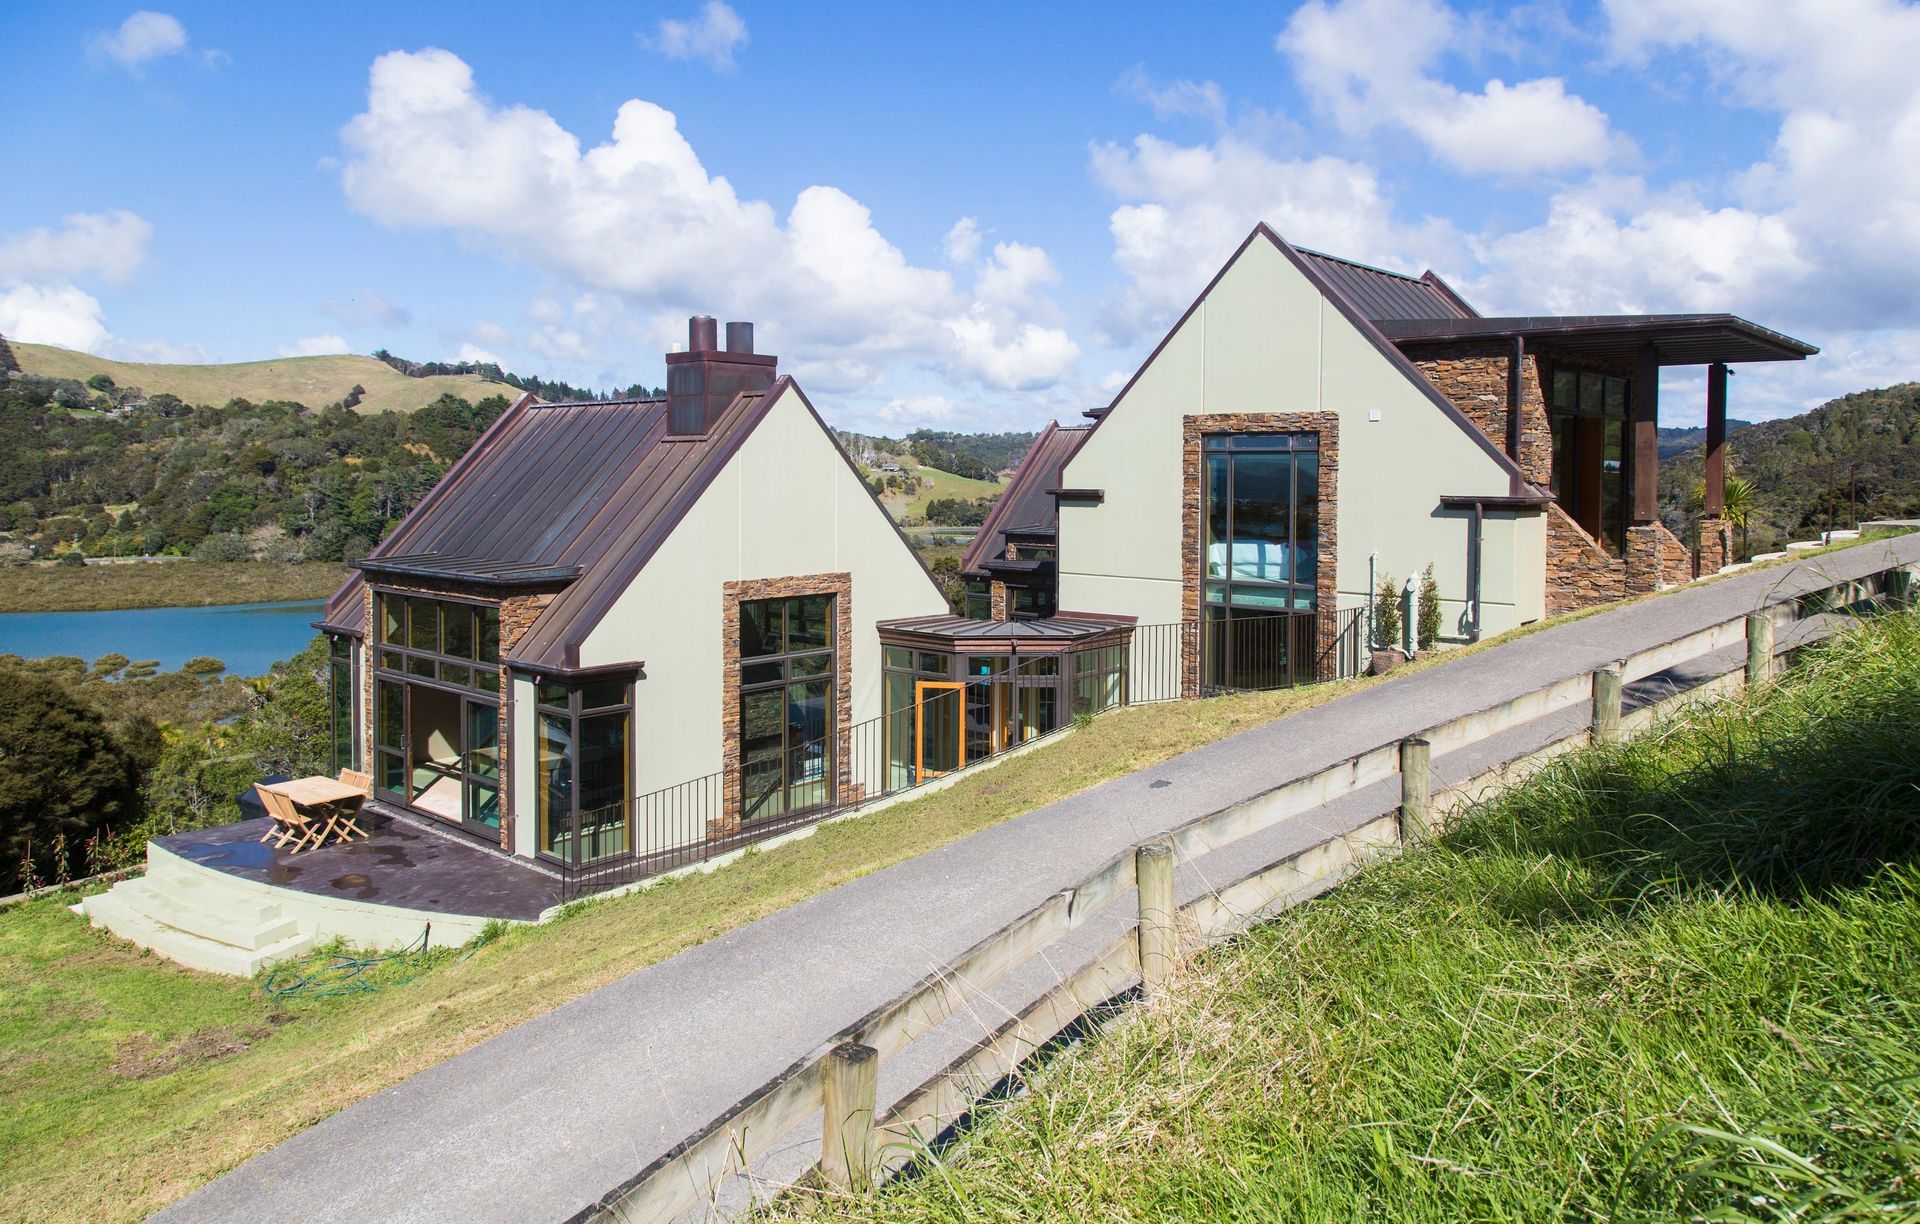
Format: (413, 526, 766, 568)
(154, 810, 562, 922)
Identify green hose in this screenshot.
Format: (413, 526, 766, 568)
(261, 923, 480, 999)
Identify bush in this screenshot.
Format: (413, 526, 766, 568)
(55, 550, 85, 567)
(1373, 573, 1401, 650)
(192, 533, 253, 562)
(0, 668, 142, 890)
(1417, 563, 1442, 651)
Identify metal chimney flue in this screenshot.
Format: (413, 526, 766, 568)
(688, 315, 719, 352)
(666, 315, 776, 436)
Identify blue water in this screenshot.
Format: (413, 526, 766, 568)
(0, 600, 329, 677)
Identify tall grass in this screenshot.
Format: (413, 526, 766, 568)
(783, 610, 1920, 1222)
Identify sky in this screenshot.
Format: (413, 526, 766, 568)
(2, 0, 1918, 432)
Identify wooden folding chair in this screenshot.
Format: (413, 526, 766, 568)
(322, 769, 374, 842)
(257, 786, 324, 853)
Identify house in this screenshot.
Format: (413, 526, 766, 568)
(965, 223, 1815, 694)
(314, 317, 950, 867)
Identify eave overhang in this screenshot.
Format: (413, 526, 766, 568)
(1381, 314, 1818, 365)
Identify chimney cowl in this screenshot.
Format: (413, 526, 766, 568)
(689, 315, 719, 352)
(725, 321, 754, 355)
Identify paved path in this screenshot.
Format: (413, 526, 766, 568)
(157, 536, 1920, 1224)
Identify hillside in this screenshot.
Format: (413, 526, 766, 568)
(1660, 382, 1920, 554)
(12, 342, 503, 415)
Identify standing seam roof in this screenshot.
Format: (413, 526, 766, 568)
(960, 422, 1092, 577)
(1293, 248, 1476, 322)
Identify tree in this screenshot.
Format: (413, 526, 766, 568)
(1688, 472, 1761, 559)
(1373, 573, 1401, 651)
(0, 669, 141, 890)
(1417, 564, 1442, 652)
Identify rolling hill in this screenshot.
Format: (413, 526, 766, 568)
(11, 342, 504, 415)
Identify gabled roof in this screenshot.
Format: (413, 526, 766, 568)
(1293, 248, 1479, 322)
(960, 421, 1092, 577)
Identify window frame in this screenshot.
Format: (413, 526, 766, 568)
(534, 675, 635, 866)
(737, 594, 839, 825)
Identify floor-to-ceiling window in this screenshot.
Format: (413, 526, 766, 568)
(370, 593, 502, 836)
(1202, 431, 1320, 690)
(326, 634, 358, 773)
(536, 677, 632, 864)
(738, 594, 837, 823)
(1548, 368, 1630, 556)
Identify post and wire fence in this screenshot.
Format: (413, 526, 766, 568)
(550, 606, 1366, 899)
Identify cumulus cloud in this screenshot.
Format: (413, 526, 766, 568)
(319, 293, 412, 329)
(942, 217, 981, 265)
(88, 11, 188, 69)
(336, 49, 1078, 393)
(1278, 0, 1626, 177)
(277, 334, 351, 357)
(641, 1, 748, 71)
(1116, 65, 1229, 127)
(456, 341, 504, 366)
(0, 211, 153, 287)
(0, 284, 111, 351)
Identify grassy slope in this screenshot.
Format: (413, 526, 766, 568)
(13, 342, 503, 415)
(882, 456, 1003, 523)
(0, 562, 348, 613)
(795, 613, 1920, 1221)
(0, 680, 1374, 1223)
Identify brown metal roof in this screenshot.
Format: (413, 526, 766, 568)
(960, 422, 1091, 578)
(876, 613, 1133, 649)
(1294, 248, 1478, 322)
(1379, 314, 1818, 365)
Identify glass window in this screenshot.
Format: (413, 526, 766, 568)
(1546, 367, 1632, 555)
(538, 713, 573, 857)
(738, 593, 838, 821)
(533, 679, 635, 864)
(579, 677, 628, 711)
(406, 596, 439, 653)
(442, 606, 475, 659)
(740, 601, 780, 658)
(1202, 431, 1319, 691)
(328, 638, 356, 772)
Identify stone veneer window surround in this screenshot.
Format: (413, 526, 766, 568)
(719, 574, 854, 834)
(1181, 413, 1339, 698)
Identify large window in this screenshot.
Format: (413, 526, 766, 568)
(1202, 431, 1320, 690)
(537, 677, 633, 864)
(1549, 368, 1630, 556)
(739, 595, 837, 823)
(327, 635, 358, 773)
(370, 592, 502, 835)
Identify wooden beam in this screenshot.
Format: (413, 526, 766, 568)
(1705, 361, 1728, 516)
(1631, 344, 1660, 524)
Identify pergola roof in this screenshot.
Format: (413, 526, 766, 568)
(1378, 314, 1818, 365)
(877, 613, 1133, 650)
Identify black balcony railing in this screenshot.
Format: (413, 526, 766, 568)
(551, 607, 1364, 899)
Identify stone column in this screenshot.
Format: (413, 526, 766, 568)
(1696, 517, 1732, 573)
(1625, 524, 1666, 595)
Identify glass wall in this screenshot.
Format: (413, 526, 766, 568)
(370, 592, 502, 835)
(739, 595, 837, 824)
(1549, 368, 1631, 556)
(536, 677, 633, 863)
(327, 634, 358, 773)
(886, 643, 1112, 787)
(1202, 431, 1320, 690)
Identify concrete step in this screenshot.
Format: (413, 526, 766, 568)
(81, 885, 315, 976)
(117, 877, 299, 951)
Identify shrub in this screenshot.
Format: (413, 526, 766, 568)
(1417, 563, 1442, 651)
(192, 532, 253, 562)
(0, 668, 141, 891)
(55, 550, 85, 567)
(1372, 573, 1401, 650)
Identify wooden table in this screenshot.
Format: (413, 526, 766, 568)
(264, 776, 366, 808)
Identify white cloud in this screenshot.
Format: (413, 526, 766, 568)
(337, 49, 1078, 393)
(468, 320, 510, 347)
(88, 11, 188, 69)
(0, 284, 111, 351)
(0, 211, 153, 287)
(641, 1, 749, 71)
(101, 336, 209, 363)
(1278, 0, 1626, 177)
(942, 217, 981, 265)
(1117, 65, 1229, 127)
(456, 341, 503, 366)
(277, 334, 351, 357)
(319, 293, 412, 329)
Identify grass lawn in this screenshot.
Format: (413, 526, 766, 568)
(12, 343, 502, 416)
(882, 457, 1003, 522)
(0, 561, 349, 613)
(782, 611, 1920, 1221)
(0, 675, 1386, 1223)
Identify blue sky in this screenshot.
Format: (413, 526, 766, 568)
(3, 1, 1917, 431)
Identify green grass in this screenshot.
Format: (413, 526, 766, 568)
(883, 457, 1003, 522)
(12, 343, 503, 415)
(0, 677, 1381, 1223)
(779, 611, 1920, 1222)
(0, 561, 348, 613)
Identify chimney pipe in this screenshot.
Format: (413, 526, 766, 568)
(725, 321, 754, 355)
(689, 315, 718, 352)
(666, 316, 776, 436)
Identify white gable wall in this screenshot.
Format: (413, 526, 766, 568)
(1059, 234, 1545, 638)
(508, 384, 948, 855)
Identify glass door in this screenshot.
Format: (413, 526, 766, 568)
(915, 681, 965, 784)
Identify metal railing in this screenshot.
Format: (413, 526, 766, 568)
(549, 608, 1366, 899)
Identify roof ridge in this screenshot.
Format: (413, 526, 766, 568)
(1293, 244, 1426, 283)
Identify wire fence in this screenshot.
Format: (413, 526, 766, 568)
(551, 607, 1365, 899)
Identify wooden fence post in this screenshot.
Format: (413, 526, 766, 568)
(1745, 610, 1775, 685)
(820, 1042, 878, 1195)
(1591, 661, 1624, 743)
(1399, 737, 1433, 845)
(1136, 841, 1176, 993)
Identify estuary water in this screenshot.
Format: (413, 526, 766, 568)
(0, 600, 328, 676)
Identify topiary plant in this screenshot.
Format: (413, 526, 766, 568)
(1418, 564, 1442, 652)
(1373, 573, 1401, 651)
